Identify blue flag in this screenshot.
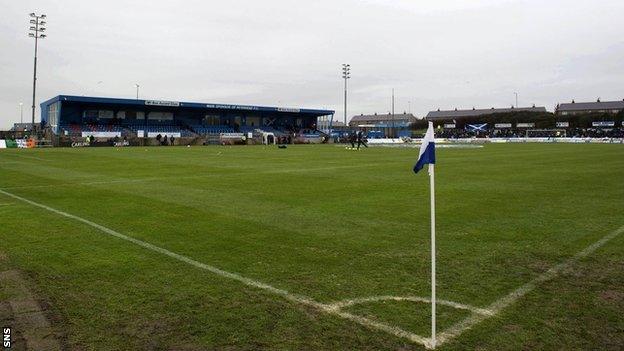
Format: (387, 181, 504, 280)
(413, 122, 436, 174)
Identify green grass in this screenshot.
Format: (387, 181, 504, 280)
(0, 143, 623, 350)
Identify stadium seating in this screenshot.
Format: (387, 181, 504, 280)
(238, 126, 288, 136)
(57, 121, 338, 140)
(261, 126, 289, 135)
(59, 123, 124, 136)
(188, 125, 235, 135)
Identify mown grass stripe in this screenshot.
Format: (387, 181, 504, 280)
(437, 224, 624, 346)
(0, 188, 432, 348)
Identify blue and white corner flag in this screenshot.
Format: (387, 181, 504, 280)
(413, 121, 439, 348)
(413, 122, 436, 174)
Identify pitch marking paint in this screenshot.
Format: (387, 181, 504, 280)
(2, 188, 621, 349)
(436, 224, 624, 346)
(328, 295, 493, 316)
(0, 189, 431, 348)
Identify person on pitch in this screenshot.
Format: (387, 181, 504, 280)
(348, 132, 356, 149)
(357, 130, 368, 150)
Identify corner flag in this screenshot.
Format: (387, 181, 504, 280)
(414, 121, 438, 349)
(413, 122, 436, 174)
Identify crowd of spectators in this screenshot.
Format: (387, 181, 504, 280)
(155, 133, 175, 145)
(566, 128, 624, 138)
(434, 128, 623, 139)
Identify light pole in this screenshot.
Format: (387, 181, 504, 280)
(391, 89, 395, 138)
(135, 83, 140, 99)
(28, 12, 46, 131)
(19, 103, 24, 124)
(514, 92, 518, 108)
(342, 64, 350, 126)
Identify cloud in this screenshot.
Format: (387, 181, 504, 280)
(0, 0, 622, 128)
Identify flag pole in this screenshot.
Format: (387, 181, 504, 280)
(429, 163, 436, 349)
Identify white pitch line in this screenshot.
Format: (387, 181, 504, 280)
(436, 224, 624, 346)
(329, 309, 431, 347)
(0, 188, 431, 348)
(328, 295, 493, 316)
(6, 186, 617, 349)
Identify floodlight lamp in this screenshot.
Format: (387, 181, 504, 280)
(39, 27, 46, 31)
(30, 13, 36, 17)
(40, 21, 46, 25)
(30, 19, 36, 24)
(30, 26, 36, 30)
(39, 34, 46, 38)
(41, 14, 46, 18)
(29, 33, 35, 37)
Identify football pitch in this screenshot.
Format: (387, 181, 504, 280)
(0, 143, 623, 350)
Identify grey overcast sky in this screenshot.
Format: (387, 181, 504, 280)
(1, 0, 623, 128)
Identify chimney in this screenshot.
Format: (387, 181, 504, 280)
(597, 97, 601, 102)
(572, 99, 575, 103)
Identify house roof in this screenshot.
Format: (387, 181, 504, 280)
(350, 113, 418, 123)
(40, 95, 334, 116)
(557, 100, 624, 112)
(426, 106, 547, 120)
